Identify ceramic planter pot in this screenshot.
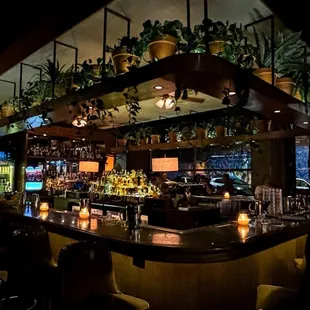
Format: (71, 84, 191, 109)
(112, 47, 139, 75)
(148, 35, 178, 60)
(168, 131, 178, 143)
(215, 126, 225, 137)
(253, 68, 277, 85)
(151, 134, 161, 144)
(196, 128, 206, 139)
(117, 139, 127, 147)
(276, 77, 295, 95)
(209, 40, 225, 55)
(139, 139, 147, 146)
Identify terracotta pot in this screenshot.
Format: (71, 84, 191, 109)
(112, 47, 139, 74)
(276, 77, 295, 95)
(117, 139, 127, 147)
(151, 134, 161, 144)
(253, 68, 277, 85)
(196, 128, 206, 139)
(139, 139, 147, 146)
(148, 35, 178, 60)
(252, 120, 266, 134)
(168, 131, 178, 143)
(215, 126, 225, 137)
(209, 40, 225, 55)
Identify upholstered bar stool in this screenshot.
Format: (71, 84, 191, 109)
(6, 225, 57, 309)
(56, 241, 150, 310)
(256, 235, 310, 309)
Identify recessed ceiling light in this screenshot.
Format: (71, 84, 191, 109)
(303, 121, 309, 125)
(229, 91, 236, 96)
(43, 133, 47, 137)
(72, 140, 75, 142)
(154, 85, 163, 90)
(34, 136, 37, 138)
(82, 138, 85, 141)
(274, 110, 281, 113)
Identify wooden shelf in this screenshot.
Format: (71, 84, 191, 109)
(111, 129, 307, 153)
(27, 156, 105, 162)
(1, 54, 308, 137)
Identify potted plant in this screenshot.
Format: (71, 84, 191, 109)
(150, 129, 161, 144)
(208, 20, 233, 55)
(180, 123, 194, 141)
(249, 29, 303, 85)
(114, 131, 127, 147)
(167, 124, 180, 143)
(215, 118, 225, 137)
(0, 97, 18, 119)
(137, 127, 152, 145)
(140, 20, 183, 60)
(106, 36, 143, 74)
(195, 121, 207, 139)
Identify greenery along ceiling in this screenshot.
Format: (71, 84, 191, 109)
(0, 0, 309, 132)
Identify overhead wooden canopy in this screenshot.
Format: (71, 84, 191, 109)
(0, 2, 112, 75)
(0, 54, 308, 136)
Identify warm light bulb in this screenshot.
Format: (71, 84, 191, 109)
(164, 98, 175, 109)
(224, 192, 230, 199)
(156, 99, 165, 109)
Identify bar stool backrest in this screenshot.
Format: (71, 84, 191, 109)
(57, 241, 119, 308)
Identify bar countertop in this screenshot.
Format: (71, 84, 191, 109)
(1, 206, 309, 263)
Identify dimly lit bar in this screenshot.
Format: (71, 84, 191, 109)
(0, 1, 310, 309)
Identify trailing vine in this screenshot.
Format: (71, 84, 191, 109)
(123, 87, 141, 125)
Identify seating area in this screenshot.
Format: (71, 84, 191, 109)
(0, 223, 149, 310)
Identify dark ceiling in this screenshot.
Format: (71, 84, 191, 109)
(263, 0, 310, 44)
(0, 2, 113, 75)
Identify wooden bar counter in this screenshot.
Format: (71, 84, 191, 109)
(1, 206, 308, 309)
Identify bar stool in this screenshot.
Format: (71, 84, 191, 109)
(56, 241, 150, 310)
(256, 235, 310, 309)
(6, 225, 57, 309)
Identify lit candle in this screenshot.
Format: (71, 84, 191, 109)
(79, 207, 90, 220)
(39, 211, 49, 220)
(79, 219, 89, 229)
(237, 213, 250, 226)
(224, 192, 230, 199)
(40, 202, 49, 212)
(238, 225, 250, 241)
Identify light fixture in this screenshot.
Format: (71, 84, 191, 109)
(229, 91, 236, 96)
(34, 136, 37, 138)
(303, 121, 309, 125)
(72, 115, 87, 127)
(82, 138, 85, 141)
(156, 96, 175, 110)
(274, 110, 281, 113)
(43, 133, 47, 137)
(154, 85, 163, 90)
(72, 140, 75, 142)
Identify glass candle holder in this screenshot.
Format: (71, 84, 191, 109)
(237, 212, 250, 226)
(79, 207, 90, 220)
(224, 192, 230, 199)
(39, 202, 49, 212)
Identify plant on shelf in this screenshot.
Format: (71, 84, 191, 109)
(195, 121, 207, 139)
(166, 124, 180, 143)
(73, 58, 115, 89)
(180, 122, 194, 141)
(150, 128, 161, 144)
(248, 29, 304, 86)
(137, 126, 152, 145)
(0, 97, 19, 119)
(214, 118, 226, 137)
(106, 36, 143, 74)
(140, 20, 183, 61)
(115, 131, 127, 147)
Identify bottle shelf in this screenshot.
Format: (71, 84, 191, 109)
(27, 156, 105, 162)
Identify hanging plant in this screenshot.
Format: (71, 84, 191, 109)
(123, 87, 141, 125)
